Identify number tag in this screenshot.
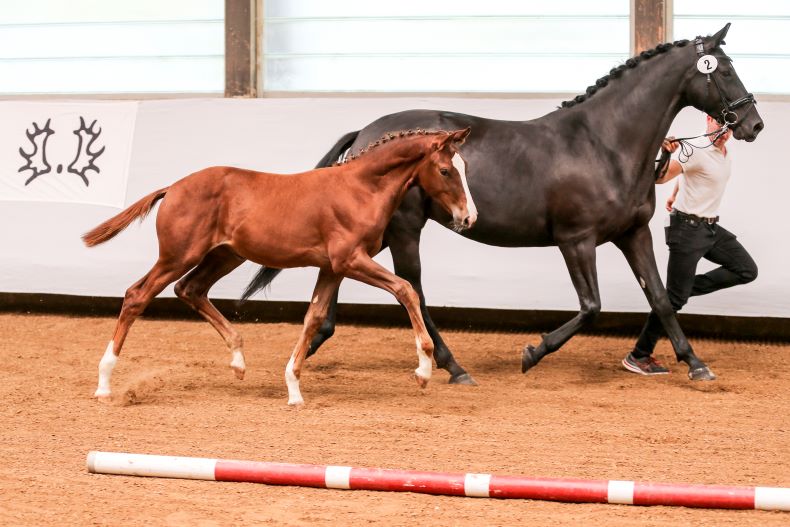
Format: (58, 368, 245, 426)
(696, 55, 718, 74)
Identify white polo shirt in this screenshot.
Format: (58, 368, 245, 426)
(673, 145, 731, 218)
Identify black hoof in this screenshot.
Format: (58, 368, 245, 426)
(448, 373, 478, 386)
(522, 345, 539, 374)
(688, 366, 717, 381)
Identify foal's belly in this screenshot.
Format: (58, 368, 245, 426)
(228, 218, 330, 270)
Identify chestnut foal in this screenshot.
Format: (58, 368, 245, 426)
(83, 127, 475, 405)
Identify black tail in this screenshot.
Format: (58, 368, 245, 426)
(240, 267, 283, 303)
(314, 130, 360, 168)
(240, 131, 361, 303)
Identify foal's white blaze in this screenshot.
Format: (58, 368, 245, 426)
(285, 355, 304, 405)
(452, 152, 478, 224)
(414, 336, 432, 381)
(95, 341, 117, 398)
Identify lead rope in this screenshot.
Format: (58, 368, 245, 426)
(654, 125, 728, 180)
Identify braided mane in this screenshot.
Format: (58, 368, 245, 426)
(332, 128, 447, 167)
(561, 39, 691, 109)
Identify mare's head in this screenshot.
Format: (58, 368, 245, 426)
(683, 23, 763, 141)
(414, 127, 476, 231)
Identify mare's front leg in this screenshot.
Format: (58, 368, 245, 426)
(285, 268, 343, 406)
(522, 237, 601, 373)
(343, 252, 435, 388)
(614, 225, 715, 380)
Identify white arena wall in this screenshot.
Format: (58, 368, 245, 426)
(1, 97, 787, 319)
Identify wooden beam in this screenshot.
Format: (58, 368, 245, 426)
(632, 0, 668, 54)
(225, 0, 257, 97)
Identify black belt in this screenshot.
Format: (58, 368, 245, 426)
(671, 209, 719, 225)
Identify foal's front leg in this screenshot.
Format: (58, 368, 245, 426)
(342, 252, 435, 387)
(284, 269, 343, 406)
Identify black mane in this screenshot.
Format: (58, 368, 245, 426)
(561, 39, 691, 108)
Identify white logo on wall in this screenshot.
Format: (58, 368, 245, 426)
(0, 102, 138, 207)
(19, 117, 105, 187)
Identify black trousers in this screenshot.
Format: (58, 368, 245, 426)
(633, 213, 758, 357)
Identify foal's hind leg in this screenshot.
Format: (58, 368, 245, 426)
(95, 257, 197, 399)
(522, 238, 601, 373)
(614, 226, 714, 380)
(174, 246, 246, 379)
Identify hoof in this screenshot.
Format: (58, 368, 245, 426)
(521, 345, 539, 374)
(232, 366, 245, 380)
(414, 373, 429, 389)
(287, 398, 305, 407)
(688, 366, 717, 381)
(94, 389, 112, 402)
(449, 373, 478, 386)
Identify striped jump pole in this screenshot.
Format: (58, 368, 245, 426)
(86, 451, 790, 511)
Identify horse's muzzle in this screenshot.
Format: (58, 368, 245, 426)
(451, 209, 476, 232)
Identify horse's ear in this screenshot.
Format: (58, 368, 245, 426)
(450, 127, 472, 145)
(711, 23, 730, 48)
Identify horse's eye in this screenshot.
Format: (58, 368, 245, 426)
(440, 168, 450, 176)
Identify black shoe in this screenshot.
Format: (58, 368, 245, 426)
(622, 352, 669, 375)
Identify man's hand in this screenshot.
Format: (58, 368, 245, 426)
(662, 136, 679, 154)
(665, 193, 676, 212)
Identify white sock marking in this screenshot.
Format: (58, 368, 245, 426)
(414, 337, 432, 380)
(452, 152, 477, 224)
(95, 341, 117, 397)
(230, 349, 246, 371)
(285, 355, 303, 405)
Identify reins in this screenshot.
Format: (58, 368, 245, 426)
(654, 128, 727, 180)
(654, 35, 755, 180)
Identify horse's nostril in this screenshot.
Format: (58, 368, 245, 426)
(753, 121, 764, 135)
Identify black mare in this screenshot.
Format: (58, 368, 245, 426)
(245, 25, 763, 384)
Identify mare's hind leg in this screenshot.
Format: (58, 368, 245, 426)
(522, 238, 601, 373)
(305, 289, 339, 358)
(614, 226, 714, 380)
(95, 257, 197, 399)
(386, 214, 475, 385)
(306, 198, 475, 385)
(174, 246, 246, 379)
(285, 268, 343, 406)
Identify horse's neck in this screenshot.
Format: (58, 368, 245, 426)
(581, 48, 694, 172)
(350, 146, 422, 210)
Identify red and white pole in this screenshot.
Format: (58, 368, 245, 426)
(86, 451, 790, 511)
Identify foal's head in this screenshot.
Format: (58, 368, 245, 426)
(414, 127, 476, 231)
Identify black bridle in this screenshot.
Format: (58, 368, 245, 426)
(654, 37, 756, 179)
(694, 36, 755, 127)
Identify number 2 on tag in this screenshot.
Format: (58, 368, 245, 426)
(696, 55, 718, 74)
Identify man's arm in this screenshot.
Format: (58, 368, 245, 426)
(656, 160, 683, 184)
(665, 180, 680, 212)
(655, 137, 683, 184)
